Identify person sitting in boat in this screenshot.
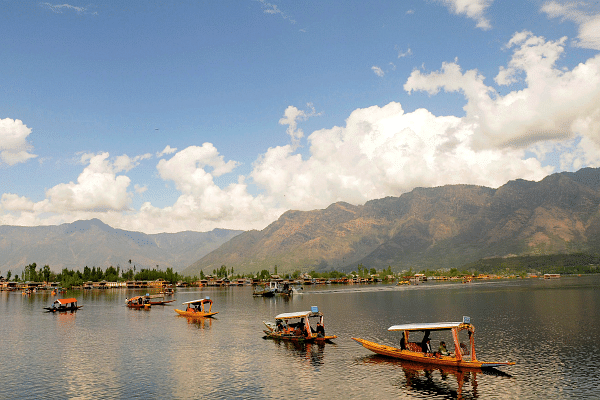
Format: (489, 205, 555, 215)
(422, 338, 432, 355)
(276, 320, 284, 332)
(438, 341, 450, 356)
(316, 322, 325, 337)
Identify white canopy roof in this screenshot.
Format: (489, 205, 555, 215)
(275, 311, 313, 319)
(182, 298, 212, 305)
(388, 322, 463, 331)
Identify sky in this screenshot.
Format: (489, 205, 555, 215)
(1, 0, 600, 234)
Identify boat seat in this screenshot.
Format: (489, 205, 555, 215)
(406, 342, 422, 352)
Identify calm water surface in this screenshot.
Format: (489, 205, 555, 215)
(1, 276, 599, 399)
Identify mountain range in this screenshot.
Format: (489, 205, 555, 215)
(3, 168, 600, 278)
(0, 219, 242, 275)
(183, 167, 600, 276)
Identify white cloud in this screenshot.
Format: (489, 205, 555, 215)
(0, 118, 37, 166)
(278, 104, 320, 149)
(397, 47, 413, 58)
(157, 145, 177, 157)
(44, 153, 133, 212)
(542, 1, 600, 50)
(437, 0, 492, 30)
(251, 102, 552, 211)
(405, 31, 600, 157)
(40, 3, 87, 14)
(372, 66, 385, 77)
(256, 0, 296, 24)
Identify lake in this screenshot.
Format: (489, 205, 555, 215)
(1, 276, 599, 399)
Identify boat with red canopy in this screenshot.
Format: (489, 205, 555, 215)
(44, 298, 82, 312)
(352, 316, 514, 369)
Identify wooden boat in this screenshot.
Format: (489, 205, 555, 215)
(252, 285, 275, 297)
(263, 306, 337, 343)
(144, 294, 176, 305)
(174, 298, 218, 318)
(44, 298, 82, 312)
(159, 287, 175, 295)
(352, 317, 514, 369)
(126, 296, 151, 310)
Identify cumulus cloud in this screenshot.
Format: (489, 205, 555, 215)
(542, 1, 600, 50)
(0, 118, 37, 166)
(437, 0, 492, 30)
(44, 153, 133, 212)
(251, 102, 551, 211)
(405, 31, 600, 160)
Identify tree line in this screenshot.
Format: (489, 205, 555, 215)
(5, 263, 192, 288)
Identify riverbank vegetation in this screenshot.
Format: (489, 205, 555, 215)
(3, 253, 599, 289)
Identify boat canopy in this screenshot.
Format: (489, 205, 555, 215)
(388, 322, 465, 331)
(55, 298, 77, 305)
(182, 298, 212, 305)
(275, 311, 320, 320)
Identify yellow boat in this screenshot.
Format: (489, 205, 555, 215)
(353, 317, 514, 369)
(174, 298, 218, 318)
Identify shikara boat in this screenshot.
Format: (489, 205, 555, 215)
(352, 317, 514, 369)
(263, 306, 337, 343)
(126, 296, 151, 310)
(174, 298, 218, 318)
(144, 294, 176, 305)
(252, 285, 275, 297)
(44, 298, 82, 312)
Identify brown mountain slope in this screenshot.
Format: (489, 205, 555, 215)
(184, 168, 600, 276)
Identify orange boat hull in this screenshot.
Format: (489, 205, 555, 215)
(352, 337, 514, 369)
(175, 309, 218, 318)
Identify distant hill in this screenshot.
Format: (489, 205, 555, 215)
(183, 168, 600, 276)
(0, 219, 242, 274)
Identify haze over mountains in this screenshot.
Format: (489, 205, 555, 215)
(3, 168, 600, 278)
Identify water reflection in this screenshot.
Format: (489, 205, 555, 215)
(180, 316, 214, 329)
(263, 337, 327, 367)
(360, 355, 512, 399)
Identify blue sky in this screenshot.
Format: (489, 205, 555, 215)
(2, 0, 600, 233)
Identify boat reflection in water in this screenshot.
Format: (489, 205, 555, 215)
(362, 355, 510, 399)
(183, 316, 213, 329)
(264, 336, 329, 367)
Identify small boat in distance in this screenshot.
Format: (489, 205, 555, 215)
(263, 306, 336, 343)
(174, 298, 218, 318)
(126, 296, 151, 310)
(252, 285, 275, 297)
(44, 298, 82, 312)
(144, 294, 176, 305)
(352, 317, 514, 369)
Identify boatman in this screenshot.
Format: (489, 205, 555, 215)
(316, 322, 325, 337)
